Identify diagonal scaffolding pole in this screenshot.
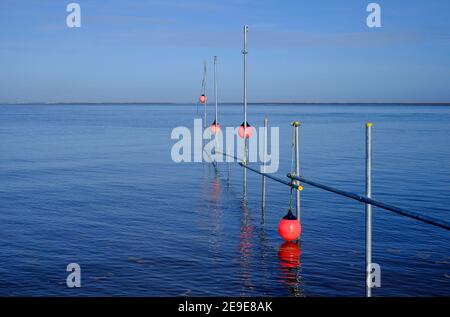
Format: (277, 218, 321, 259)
(287, 174, 450, 231)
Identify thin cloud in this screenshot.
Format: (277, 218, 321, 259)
(85, 15, 175, 27)
(129, 0, 230, 11)
(106, 28, 444, 49)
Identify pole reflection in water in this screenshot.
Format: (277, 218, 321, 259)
(199, 165, 303, 296)
(198, 168, 223, 250)
(211, 176, 221, 204)
(257, 221, 272, 289)
(239, 194, 254, 295)
(278, 241, 304, 296)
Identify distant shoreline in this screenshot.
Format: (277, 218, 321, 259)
(1, 102, 450, 106)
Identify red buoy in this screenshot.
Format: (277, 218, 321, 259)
(199, 94, 206, 104)
(238, 122, 253, 139)
(278, 209, 301, 241)
(210, 121, 221, 134)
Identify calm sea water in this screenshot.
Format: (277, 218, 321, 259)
(0, 104, 449, 296)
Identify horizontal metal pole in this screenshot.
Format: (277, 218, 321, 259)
(288, 174, 450, 231)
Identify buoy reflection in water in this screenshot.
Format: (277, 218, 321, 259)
(278, 241, 303, 296)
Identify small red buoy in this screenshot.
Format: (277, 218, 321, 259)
(238, 122, 252, 139)
(199, 94, 206, 104)
(278, 209, 301, 241)
(210, 120, 221, 134)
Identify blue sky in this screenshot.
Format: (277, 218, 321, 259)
(0, 0, 449, 103)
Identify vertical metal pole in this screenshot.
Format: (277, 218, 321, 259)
(227, 147, 231, 185)
(214, 56, 218, 125)
(242, 25, 249, 195)
(365, 122, 373, 297)
(292, 122, 301, 224)
(203, 61, 207, 157)
(213, 56, 219, 167)
(261, 118, 268, 223)
(243, 25, 248, 135)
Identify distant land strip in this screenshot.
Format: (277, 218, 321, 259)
(1, 102, 450, 106)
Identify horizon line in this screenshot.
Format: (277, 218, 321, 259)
(1, 101, 450, 106)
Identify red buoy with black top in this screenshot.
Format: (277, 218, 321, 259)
(238, 121, 253, 139)
(199, 94, 206, 104)
(210, 120, 221, 134)
(278, 208, 301, 241)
